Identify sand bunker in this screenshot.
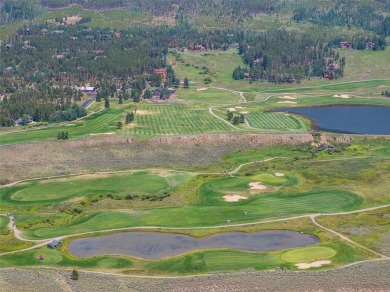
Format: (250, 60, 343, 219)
(333, 94, 351, 98)
(241, 111, 249, 114)
(223, 194, 248, 202)
(281, 96, 297, 100)
(295, 260, 332, 269)
(235, 106, 244, 109)
(89, 132, 115, 136)
(275, 173, 285, 177)
(227, 108, 236, 112)
(277, 101, 297, 104)
(197, 88, 208, 91)
(249, 182, 267, 190)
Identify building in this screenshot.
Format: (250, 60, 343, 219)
(339, 41, 352, 49)
(79, 86, 96, 95)
(47, 240, 62, 249)
(154, 68, 167, 79)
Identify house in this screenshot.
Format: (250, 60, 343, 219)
(187, 44, 207, 51)
(15, 115, 33, 126)
(154, 68, 167, 79)
(339, 41, 352, 49)
(47, 240, 62, 249)
(323, 69, 336, 79)
(79, 86, 96, 95)
(151, 87, 176, 99)
(366, 42, 375, 50)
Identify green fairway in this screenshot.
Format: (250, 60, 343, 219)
(0, 103, 128, 144)
(246, 112, 305, 131)
(124, 103, 232, 137)
(0, 216, 8, 235)
(1, 171, 192, 204)
(281, 246, 337, 263)
(22, 189, 362, 239)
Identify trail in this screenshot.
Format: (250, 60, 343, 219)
(208, 106, 241, 130)
(2, 204, 390, 258)
(310, 215, 389, 259)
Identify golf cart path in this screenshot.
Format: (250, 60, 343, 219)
(2, 203, 390, 260)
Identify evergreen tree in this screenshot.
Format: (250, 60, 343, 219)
(239, 114, 245, 123)
(227, 111, 233, 120)
(183, 77, 189, 88)
(104, 98, 110, 108)
(116, 121, 123, 129)
(232, 116, 240, 125)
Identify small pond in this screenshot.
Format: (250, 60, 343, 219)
(68, 230, 319, 260)
(273, 105, 390, 134)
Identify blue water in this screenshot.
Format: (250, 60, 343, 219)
(275, 105, 390, 134)
(68, 230, 319, 260)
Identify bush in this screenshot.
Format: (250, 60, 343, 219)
(71, 269, 79, 280)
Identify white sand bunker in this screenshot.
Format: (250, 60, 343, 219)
(249, 182, 267, 190)
(277, 101, 297, 104)
(89, 132, 115, 136)
(235, 106, 244, 109)
(275, 173, 285, 177)
(197, 88, 208, 91)
(227, 108, 236, 112)
(241, 111, 249, 114)
(333, 94, 351, 99)
(281, 96, 296, 100)
(223, 194, 248, 202)
(295, 260, 332, 269)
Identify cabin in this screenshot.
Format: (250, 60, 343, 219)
(151, 87, 176, 99)
(47, 240, 62, 249)
(154, 68, 168, 79)
(366, 42, 375, 50)
(339, 41, 352, 49)
(323, 69, 336, 79)
(187, 44, 207, 51)
(79, 86, 96, 95)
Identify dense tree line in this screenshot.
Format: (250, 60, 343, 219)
(0, 0, 43, 23)
(0, 86, 86, 126)
(234, 29, 346, 83)
(293, 0, 390, 36)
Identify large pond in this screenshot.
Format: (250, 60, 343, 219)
(274, 105, 390, 134)
(68, 231, 319, 260)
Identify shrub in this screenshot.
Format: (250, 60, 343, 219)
(71, 269, 79, 280)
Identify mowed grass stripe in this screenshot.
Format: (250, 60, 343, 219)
(247, 112, 302, 130)
(129, 104, 231, 136)
(23, 190, 362, 239)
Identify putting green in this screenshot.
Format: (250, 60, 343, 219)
(33, 250, 63, 264)
(3, 171, 192, 204)
(251, 173, 288, 185)
(281, 246, 337, 263)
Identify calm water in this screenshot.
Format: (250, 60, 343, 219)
(68, 231, 319, 260)
(274, 105, 390, 134)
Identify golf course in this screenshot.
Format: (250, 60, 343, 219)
(0, 3, 390, 281)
